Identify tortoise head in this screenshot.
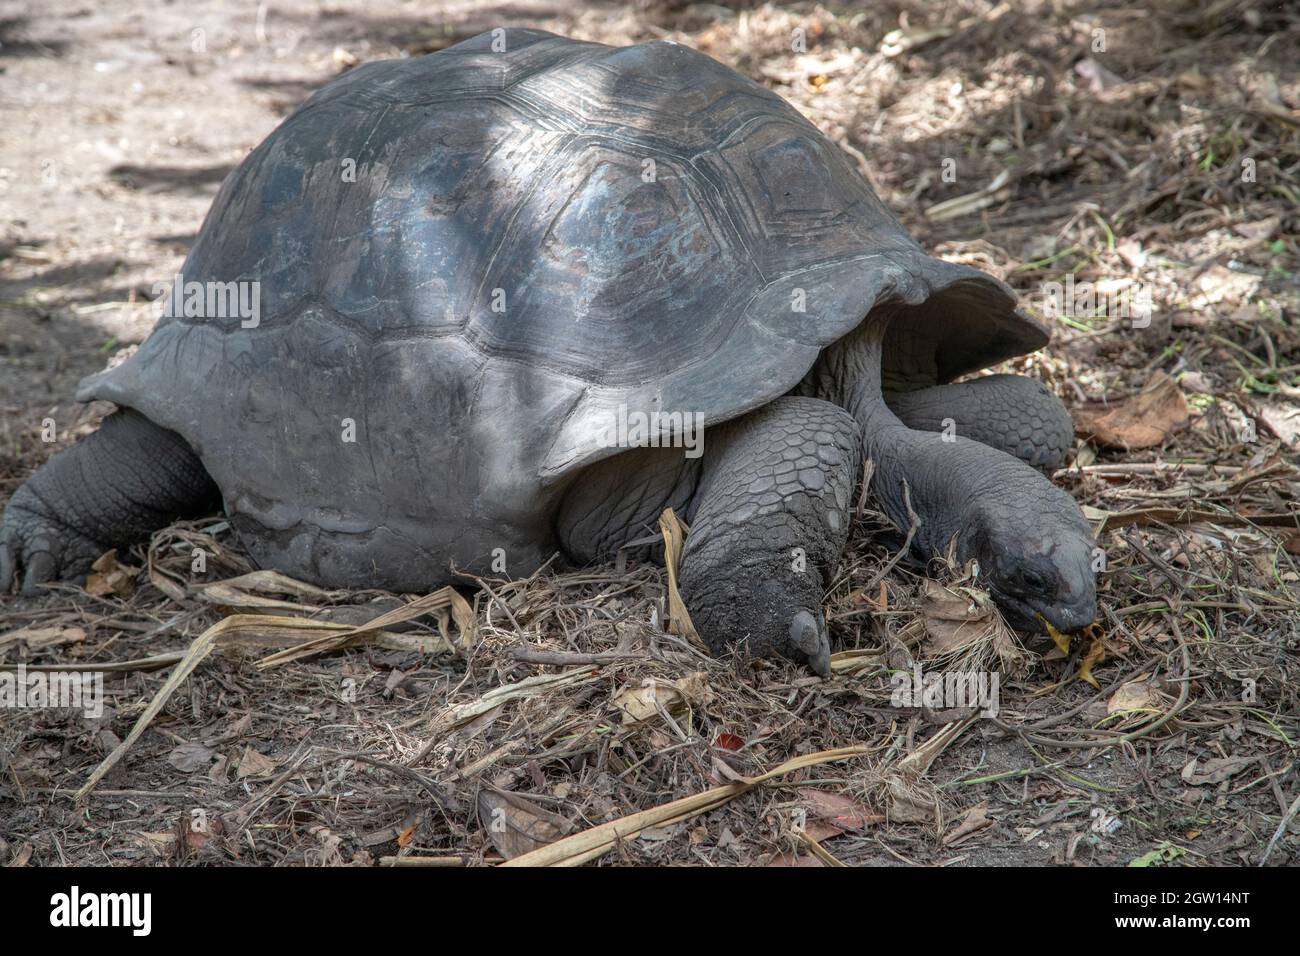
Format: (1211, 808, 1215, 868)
(961, 482, 1098, 636)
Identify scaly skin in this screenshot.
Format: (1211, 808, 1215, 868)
(677, 398, 861, 675)
(886, 374, 1074, 472)
(0, 410, 220, 595)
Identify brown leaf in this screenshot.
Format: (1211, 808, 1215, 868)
(235, 746, 278, 780)
(798, 788, 882, 832)
(919, 579, 1022, 669)
(613, 672, 712, 725)
(0, 625, 85, 651)
(1107, 679, 1162, 715)
(1072, 372, 1190, 449)
(885, 777, 936, 824)
(943, 801, 993, 845)
(1180, 755, 1257, 786)
(659, 508, 701, 642)
(477, 788, 574, 861)
(167, 742, 215, 773)
(85, 550, 138, 597)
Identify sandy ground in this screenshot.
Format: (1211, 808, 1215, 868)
(1, 0, 1298, 867)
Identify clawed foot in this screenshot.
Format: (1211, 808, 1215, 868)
(0, 489, 107, 596)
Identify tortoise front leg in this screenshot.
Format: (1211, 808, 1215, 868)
(886, 374, 1074, 472)
(679, 397, 861, 675)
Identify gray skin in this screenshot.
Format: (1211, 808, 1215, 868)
(0, 30, 1097, 674)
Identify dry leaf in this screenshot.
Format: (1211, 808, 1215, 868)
(1257, 400, 1300, 450)
(235, 746, 278, 779)
(943, 801, 993, 845)
(0, 625, 86, 651)
(1072, 372, 1190, 449)
(1192, 265, 1260, 308)
(798, 789, 882, 832)
(613, 672, 712, 724)
(1180, 755, 1256, 786)
(885, 776, 937, 823)
(1107, 679, 1162, 715)
(658, 508, 701, 642)
(919, 579, 1023, 671)
(167, 742, 215, 773)
(85, 550, 138, 597)
(477, 789, 574, 860)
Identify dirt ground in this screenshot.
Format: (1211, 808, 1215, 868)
(1, 0, 1298, 867)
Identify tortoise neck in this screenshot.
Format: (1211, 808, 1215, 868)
(807, 318, 977, 557)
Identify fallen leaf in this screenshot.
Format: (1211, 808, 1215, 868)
(918, 579, 1023, 670)
(1232, 217, 1280, 242)
(1191, 265, 1260, 308)
(943, 801, 993, 845)
(613, 672, 712, 725)
(1180, 755, 1256, 786)
(658, 508, 701, 643)
(885, 776, 936, 824)
(167, 742, 215, 773)
(1073, 372, 1190, 449)
(477, 788, 574, 860)
(235, 746, 278, 780)
(1107, 679, 1162, 715)
(0, 626, 86, 651)
(1257, 400, 1300, 450)
(85, 550, 138, 597)
(798, 789, 882, 832)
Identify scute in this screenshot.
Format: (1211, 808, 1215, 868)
(77, 28, 1045, 588)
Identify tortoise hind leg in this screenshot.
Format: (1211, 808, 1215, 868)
(0, 409, 220, 595)
(885, 374, 1074, 472)
(678, 397, 861, 675)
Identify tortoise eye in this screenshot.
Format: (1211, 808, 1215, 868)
(1019, 568, 1051, 594)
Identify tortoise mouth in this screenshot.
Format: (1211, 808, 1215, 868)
(988, 584, 1095, 636)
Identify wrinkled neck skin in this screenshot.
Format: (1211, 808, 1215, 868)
(806, 318, 1079, 561)
(804, 318, 973, 557)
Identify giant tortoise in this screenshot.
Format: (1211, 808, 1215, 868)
(0, 29, 1095, 673)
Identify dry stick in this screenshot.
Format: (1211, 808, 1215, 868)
(1, 652, 184, 674)
(1260, 789, 1300, 866)
(860, 481, 920, 595)
(500, 744, 870, 867)
(509, 647, 644, 666)
(75, 616, 228, 800)
(997, 623, 1193, 752)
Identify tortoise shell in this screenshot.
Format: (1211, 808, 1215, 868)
(78, 29, 1045, 588)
